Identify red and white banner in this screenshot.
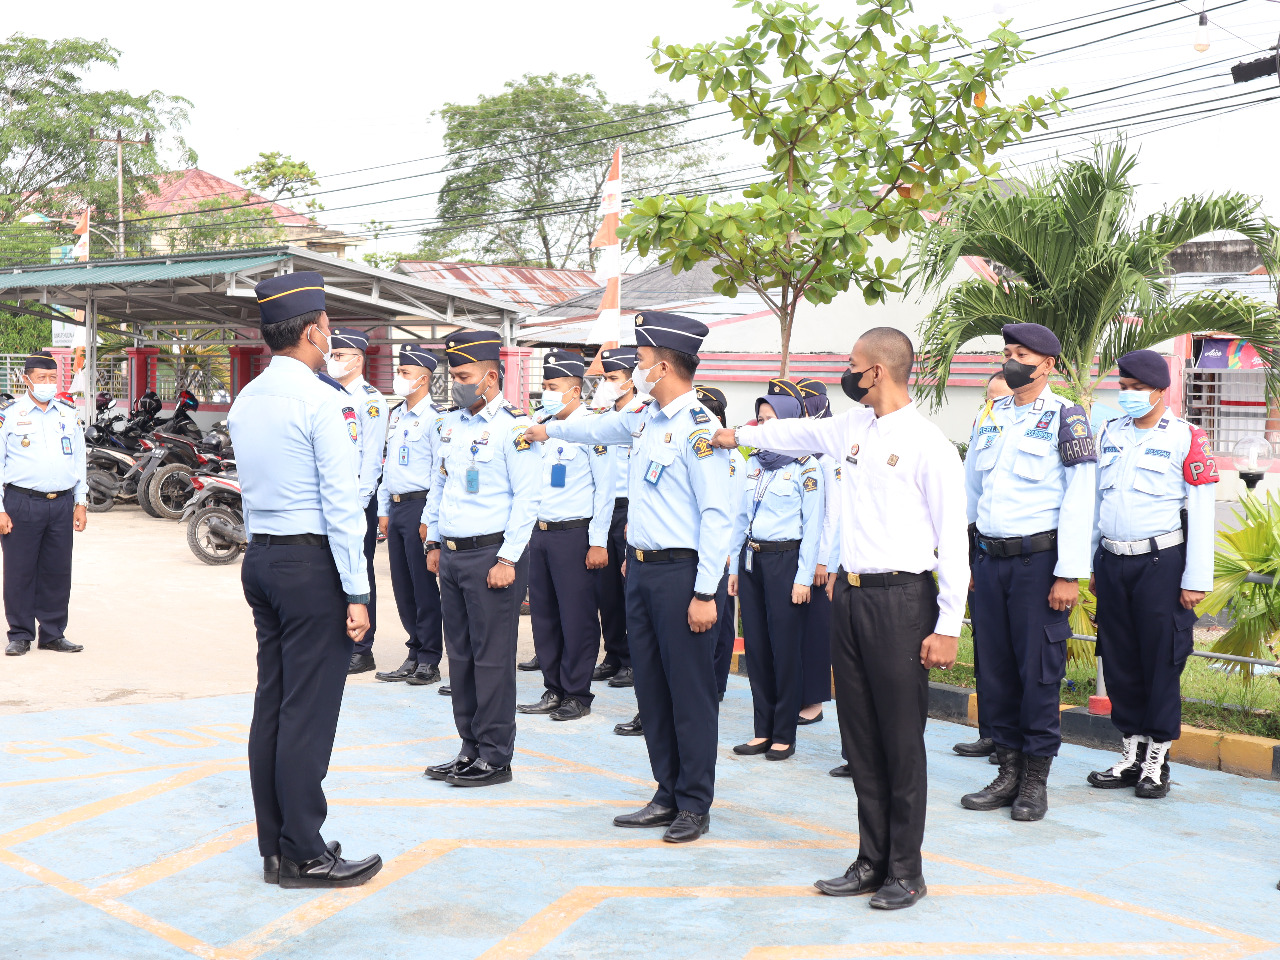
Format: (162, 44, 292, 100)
(587, 147, 625, 351)
(71, 209, 90, 261)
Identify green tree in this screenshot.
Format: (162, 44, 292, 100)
(912, 141, 1280, 410)
(0, 34, 193, 225)
(424, 72, 716, 269)
(620, 0, 1062, 376)
(234, 151, 324, 212)
(146, 195, 286, 254)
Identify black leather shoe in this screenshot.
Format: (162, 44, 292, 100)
(614, 713, 643, 736)
(592, 660, 620, 681)
(518, 690, 562, 714)
(953, 736, 996, 757)
(607, 666, 633, 687)
(829, 763, 851, 778)
(1088, 736, 1147, 789)
(264, 841, 339, 883)
(733, 740, 771, 756)
(1011, 755, 1053, 821)
(613, 802, 677, 828)
(438, 683, 451, 695)
(961, 746, 1024, 811)
(424, 753, 475, 781)
(348, 653, 376, 675)
(869, 876, 927, 910)
(797, 711, 823, 726)
(1134, 741, 1171, 799)
(278, 849, 382, 888)
(550, 697, 590, 721)
(518, 654, 540, 672)
(814, 859, 886, 897)
(5, 639, 30, 656)
(38, 637, 82, 652)
(446, 759, 512, 787)
(766, 744, 795, 761)
(663, 811, 710, 843)
(405, 663, 441, 686)
(375, 658, 416, 682)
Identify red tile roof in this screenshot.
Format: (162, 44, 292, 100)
(397, 260, 600, 311)
(144, 169, 314, 227)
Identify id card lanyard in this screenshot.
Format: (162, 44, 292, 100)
(744, 470, 776, 572)
(466, 442, 480, 494)
(398, 423, 410, 466)
(550, 446, 567, 488)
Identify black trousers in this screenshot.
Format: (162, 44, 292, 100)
(1094, 544, 1196, 743)
(0, 489, 74, 646)
(440, 542, 529, 766)
(713, 569, 734, 697)
(832, 574, 935, 879)
(242, 542, 350, 862)
(738, 546, 805, 744)
(352, 496, 380, 655)
(970, 547, 1070, 757)
(627, 555, 718, 814)
(385, 498, 442, 666)
(801, 582, 833, 705)
(530, 525, 600, 704)
(596, 500, 630, 668)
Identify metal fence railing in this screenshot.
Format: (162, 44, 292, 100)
(1183, 368, 1274, 455)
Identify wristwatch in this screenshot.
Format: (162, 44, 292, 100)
(496, 557, 516, 567)
(425, 541, 440, 552)
(693, 591, 715, 602)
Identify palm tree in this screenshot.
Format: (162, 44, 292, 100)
(910, 141, 1280, 411)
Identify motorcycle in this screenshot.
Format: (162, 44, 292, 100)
(84, 444, 166, 513)
(182, 472, 245, 564)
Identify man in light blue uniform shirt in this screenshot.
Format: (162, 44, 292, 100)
(0, 352, 88, 656)
(523, 311, 734, 844)
(1086, 349, 1217, 800)
(423, 331, 542, 788)
(961, 322, 1097, 824)
(228, 271, 381, 889)
(518, 349, 614, 721)
(327, 327, 389, 675)
(375, 345, 447, 688)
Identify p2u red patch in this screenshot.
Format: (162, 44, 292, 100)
(1183, 425, 1219, 485)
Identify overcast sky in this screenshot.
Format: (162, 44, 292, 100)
(8, 0, 1280, 254)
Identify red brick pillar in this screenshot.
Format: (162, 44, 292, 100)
(124, 347, 161, 406)
(228, 345, 266, 397)
(500, 347, 533, 407)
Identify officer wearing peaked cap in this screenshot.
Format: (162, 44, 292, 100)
(326, 327, 389, 676)
(0, 352, 88, 657)
(523, 311, 734, 843)
(229, 271, 382, 888)
(1086, 349, 1217, 800)
(961, 322, 1097, 823)
(376, 344, 447, 687)
(423, 330, 542, 787)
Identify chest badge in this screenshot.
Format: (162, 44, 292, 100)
(887, 454, 899, 467)
(664, 432, 672, 444)
(1035, 410, 1055, 429)
(20, 436, 30, 447)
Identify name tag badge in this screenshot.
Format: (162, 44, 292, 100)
(466, 466, 480, 494)
(398, 446, 409, 466)
(550, 463, 567, 488)
(61, 436, 72, 455)
(744, 550, 753, 573)
(644, 460, 665, 485)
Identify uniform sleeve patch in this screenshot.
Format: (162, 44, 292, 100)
(593, 444, 607, 455)
(729, 460, 736, 477)
(801, 466, 816, 474)
(367, 403, 380, 418)
(1057, 405, 1097, 465)
(691, 435, 714, 459)
(834, 466, 842, 481)
(1184, 426, 1219, 485)
(514, 433, 533, 452)
(802, 475, 818, 492)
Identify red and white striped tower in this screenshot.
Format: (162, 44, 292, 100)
(586, 147, 624, 374)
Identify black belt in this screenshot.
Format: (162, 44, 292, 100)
(5, 484, 73, 500)
(390, 490, 428, 503)
(747, 538, 801, 553)
(838, 569, 931, 588)
(614, 497, 629, 509)
(443, 532, 504, 551)
(537, 518, 590, 532)
(628, 546, 698, 563)
(976, 530, 1057, 558)
(251, 533, 326, 546)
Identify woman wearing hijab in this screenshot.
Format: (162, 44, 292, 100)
(727, 390, 824, 760)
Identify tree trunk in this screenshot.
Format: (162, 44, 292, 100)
(779, 312, 794, 379)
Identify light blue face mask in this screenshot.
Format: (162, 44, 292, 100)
(28, 382, 57, 403)
(1117, 388, 1156, 419)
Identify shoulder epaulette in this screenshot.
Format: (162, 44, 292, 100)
(797, 454, 810, 463)
(503, 406, 527, 418)
(689, 405, 712, 426)
(54, 396, 77, 409)
(363, 383, 379, 396)
(316, 371, 345, 392)
(0, 396, 18, 411)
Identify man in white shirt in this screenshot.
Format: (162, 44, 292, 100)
(712, 327, 966, 911)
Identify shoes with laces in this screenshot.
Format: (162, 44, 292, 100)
(1088, 735, 1147, 788)
(662, 811, 710, 843)
(1135, 740, 1172, 799)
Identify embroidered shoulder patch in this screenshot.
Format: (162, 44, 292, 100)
(1184, 426, 1219, 485)
(513, 433, 532, 452)
(593, 444, 607, 456)
(1057, 405, 1096, 465)
(341, 406, 359, 445)
(1035, 410, 1055, 429)
(802, 476, 818, 493)
(801, 466, 816, 475)
(691, 435, 714, 459)
(834, 466, 842, 481)
(367, 403, 380, 418)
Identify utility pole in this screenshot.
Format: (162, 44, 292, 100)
(89, 129, 152, 257)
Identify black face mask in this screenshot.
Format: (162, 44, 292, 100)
(841, 367, 872, 403)
(1001, 357, 1043, 391)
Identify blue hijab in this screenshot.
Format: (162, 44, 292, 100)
(754, 394, 803, 470)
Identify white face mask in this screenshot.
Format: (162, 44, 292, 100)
(28, 382, 57, 403)
(393, 373, 427, 397)
(326, 355, 357, 380)
(591, 379, 630, 409)
(307, 326, 331, 365)
(632, 363, 662, 398)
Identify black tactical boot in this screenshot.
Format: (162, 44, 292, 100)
(960, 746, 1024, 811)
(1011, 755, 1053, 821)
(1087, 735, 1147, 789)
(1134, 740, 1172, 799)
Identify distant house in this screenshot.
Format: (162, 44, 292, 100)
(395, 261, 602, 312)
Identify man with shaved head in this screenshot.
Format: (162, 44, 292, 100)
(712, 326, 967, 911)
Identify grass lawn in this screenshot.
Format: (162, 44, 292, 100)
(928, 627, 1280, 741)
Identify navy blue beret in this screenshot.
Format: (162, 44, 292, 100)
(444, 330, 502, 367)
(543, 349, 585, 379)
(757, 394, 803, 420)
(634, 311, 708, 354)
(599, 346, 638, 372)
(1002, 323, 1061, 358)
(1116, 349, 1170, 390)
(255, 271, 325, 325)
(695, 384, 726, 409)
(398, 343, 438, 371)
(330, 327, 369, 351)
(24, 352, 57, 372)
(796, 377, 827, 397)
(767, 378, 803, 400)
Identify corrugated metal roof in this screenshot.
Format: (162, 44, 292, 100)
(397, 261, 599, 311)
(536, 260, 722, 318)
(0, 254, 287, 291)
(1170, 272, 1278, 300)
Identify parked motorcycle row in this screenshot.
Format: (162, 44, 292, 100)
(83, 391, 245, 566)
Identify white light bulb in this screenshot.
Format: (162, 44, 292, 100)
(1194, 12, 1210, 53)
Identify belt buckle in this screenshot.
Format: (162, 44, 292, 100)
(392, 494, 400, 503)
(749, 541, 760, 552)
(635, 549, 645, 562)
(446, 540, 456, 551)
(46, 492, 56, 500)
(848, 573, 860, 587)
(538, 521, 548, 531)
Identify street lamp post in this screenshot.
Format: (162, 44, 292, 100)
(88, 129, 152, 257)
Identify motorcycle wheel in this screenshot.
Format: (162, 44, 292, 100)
(136, 470, 163, 518)
(186, 505, 245, 565)
(85, 467, 117, 513)
(149, 463, 195, 520)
